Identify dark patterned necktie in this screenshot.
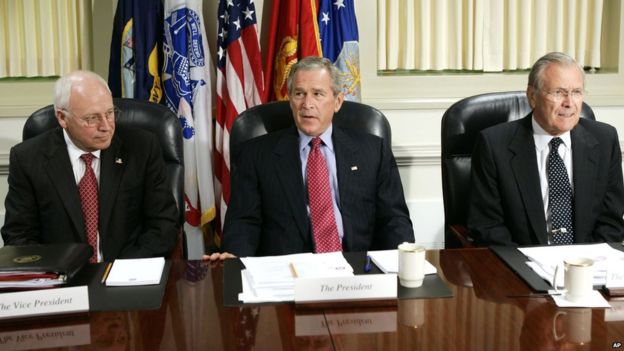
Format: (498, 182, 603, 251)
(547, 137, 574, 245)
(79, 153, 99, 262)
(306, 137, 342, 253)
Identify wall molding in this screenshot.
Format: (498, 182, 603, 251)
(393, 144, 440, 167)
(392, 140, 624, 168)
(0, 140, 620, 173)
(0, 153, 8, 175)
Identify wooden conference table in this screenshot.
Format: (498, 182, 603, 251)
(1, 248, 623, 350)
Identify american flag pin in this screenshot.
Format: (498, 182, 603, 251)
(115, 158, 123, 164)
(351, 166, 358, 171)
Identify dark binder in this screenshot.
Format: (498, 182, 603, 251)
(69, 262, 172, 311)
(490, 245, 552, 292)
(490, 243, 624, 293)
(0, 243, 92, 287)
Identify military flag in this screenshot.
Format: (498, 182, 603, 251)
(318, 0, 361, 101)
(108, 0, 163, 102)
(162, 0, 216, 259)
(264, 0, 322, 101)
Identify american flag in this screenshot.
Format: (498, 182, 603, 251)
(215, 0, 265, 239)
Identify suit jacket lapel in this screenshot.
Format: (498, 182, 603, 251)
(509, 115, 548, 244)
(570, 122, 599, 242)
(99, 135, 125, 238)
(43, 129, 84, 239)
(273, 127, 310, 242)
(332, 127, 358, 249)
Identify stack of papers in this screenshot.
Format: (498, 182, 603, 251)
(239, 252, 353, 303)
(105, 257, 165, 286)
(0, 271, 66, 289)
(519, 243, 624, 288)
(367, 249, 437, 275)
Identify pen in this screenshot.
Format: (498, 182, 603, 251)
(101, 262, 113, 284)
(506, 293, 562, 298)
(364, 255, 373, 272)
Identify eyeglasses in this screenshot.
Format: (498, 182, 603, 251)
(62, 107, 119, 127)
(541, 89, 584, 101)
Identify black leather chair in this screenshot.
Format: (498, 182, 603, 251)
(441, 91, 595, 248)
(229, 100, 392, 162)
(24, 98, 186, 257)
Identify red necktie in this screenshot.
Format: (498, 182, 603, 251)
(306, 137, 342, 253)
(79, 153, 99, 263)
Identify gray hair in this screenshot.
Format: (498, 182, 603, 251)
(54, 70, 111, 110)
(287, 56, 341, 96)
(528, 52, 585, 95)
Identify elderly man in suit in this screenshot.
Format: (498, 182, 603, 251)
(468, 52, 624, 246)
(215, 56, 414, 258)
(1, 70, 179, 261)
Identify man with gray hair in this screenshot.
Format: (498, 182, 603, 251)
(1, 70, 179, 261)
(468, 52, 624, 246)
(219, 56, 414, 257)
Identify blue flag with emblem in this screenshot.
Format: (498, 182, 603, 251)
(318, 0, 360, 101)
(108, 0, 163, 103)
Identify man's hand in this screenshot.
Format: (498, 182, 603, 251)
(202, 252, 236, 262)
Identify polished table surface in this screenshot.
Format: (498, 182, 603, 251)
(1, 248, 623, 350)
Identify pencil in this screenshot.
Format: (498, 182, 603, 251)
(101, 262, 113, 284)
(289, 263, 298, 278)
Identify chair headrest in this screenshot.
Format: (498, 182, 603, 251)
(230, 100, 392, 158)
(441, 91, 595, 157)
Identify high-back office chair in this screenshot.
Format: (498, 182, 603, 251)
(441, 91, 595, 248)
(25, 98, 186, 257)
(230, 100, 392, 162)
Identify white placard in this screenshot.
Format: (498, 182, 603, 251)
(606, 264, 624, 288)
(0, 286, 89, 320)
(295, 311, 397, 336)
(294, 274, 397, 303)
(0, 324, 90, 351)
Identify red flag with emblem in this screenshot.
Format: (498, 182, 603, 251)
(264, 0, 322, 101)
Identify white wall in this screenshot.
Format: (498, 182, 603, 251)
(0, 0, 623, 249)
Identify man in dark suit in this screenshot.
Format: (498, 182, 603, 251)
(217, 56, 414, 257)
(1, 71, 179, 261)
(468, 52, 624, 246)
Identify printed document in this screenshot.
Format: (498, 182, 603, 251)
(519, 243, 624, 288)
(367, 249, 437, 275)
(239, 252, 353, 303)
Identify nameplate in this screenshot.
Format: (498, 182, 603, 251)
(0, 324, 90, 351)
(294, 274, 397, 303)
(295, 311, 397, 336)
(0, 286, 89, 320)
(606, 265, 624, 288)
